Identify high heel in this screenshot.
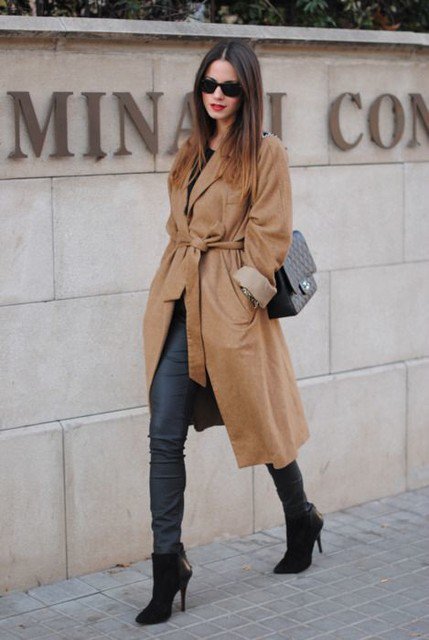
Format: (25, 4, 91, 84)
(135, 542, 193, 625)
(178, 544, 192, 612)
(274, 503, 324, 574)
(180, 584, 188, 611)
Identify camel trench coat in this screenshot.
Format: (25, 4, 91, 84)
(143, 134, 310, 469)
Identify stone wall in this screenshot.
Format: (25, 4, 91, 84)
(0, 16, 428, 593)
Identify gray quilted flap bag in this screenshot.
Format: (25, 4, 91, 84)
(267, 230, 318, 319)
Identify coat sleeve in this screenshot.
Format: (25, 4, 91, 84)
(232, 136, 293, 308)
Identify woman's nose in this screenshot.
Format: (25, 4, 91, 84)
(213, 86, 225, 98)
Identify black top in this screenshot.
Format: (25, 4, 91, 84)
(185, 146, 215, 215)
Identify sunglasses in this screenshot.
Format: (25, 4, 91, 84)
(200, 77, 243, 98)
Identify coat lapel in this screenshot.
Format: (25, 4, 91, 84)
(185, 147, 227, 216)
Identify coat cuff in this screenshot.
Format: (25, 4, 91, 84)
(232, 266, 277, 309)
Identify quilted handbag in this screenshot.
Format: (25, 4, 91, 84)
(267, 229, 318, 318)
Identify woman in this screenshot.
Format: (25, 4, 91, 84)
(136, 39, 324, 626)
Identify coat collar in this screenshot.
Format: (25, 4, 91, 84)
(185, 145, 229, 216)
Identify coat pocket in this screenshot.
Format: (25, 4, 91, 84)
(223, 252, 258, 320)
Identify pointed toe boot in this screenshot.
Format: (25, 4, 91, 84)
(135, 542, 193, 625)
(274, 503, 324, 574)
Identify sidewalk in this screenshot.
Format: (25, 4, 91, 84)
(1, 487, 428, 640)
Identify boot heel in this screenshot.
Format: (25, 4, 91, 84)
(178, 546, 192, 613)
(180, 583, 188, 611)
(316, 533, 322, 553)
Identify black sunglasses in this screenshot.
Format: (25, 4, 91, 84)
(200, 77, 243, 98)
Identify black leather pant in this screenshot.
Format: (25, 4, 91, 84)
(148, 293, 311, 554)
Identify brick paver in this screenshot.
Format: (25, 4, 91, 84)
(1, 487, 428, 640)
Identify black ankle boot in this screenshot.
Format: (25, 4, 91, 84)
(135, 542, 193, 625)
(274, 503, 324, 574)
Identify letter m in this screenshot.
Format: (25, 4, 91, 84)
(7, 91, 73, 159)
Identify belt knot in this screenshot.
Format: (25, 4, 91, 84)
(190, 237, 208, 252)
(170, 222, 244, 388)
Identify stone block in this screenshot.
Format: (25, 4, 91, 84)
(291, 163, 403, 272)
(331, 261, 429, 372)
(53, 173, 169, 297)
(0, 292, 146, 429)
(0, 423, 66, 594)
(0, 178, 53, 305)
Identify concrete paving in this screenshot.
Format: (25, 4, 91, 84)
(0, 486, 428, 640)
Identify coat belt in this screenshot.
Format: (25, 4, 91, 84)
(174, 227, 244, 387)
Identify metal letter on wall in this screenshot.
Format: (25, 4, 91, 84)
(113, 92, 163, 156)
(408, 93, 429, 148)
(82, 92, 107, 160)
(329, 92, 363, 150)
(169, 92, 194, 155)
(368, 93, 405, 149)
(7, 91, 74, 159)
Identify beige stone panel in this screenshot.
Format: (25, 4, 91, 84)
(0, 423, 66, 595)
(53, 173, 169, 297)
(182, 424, 253, 548)
(328, 61, 429, 164)
(0, 49, 154, 180)
(153, 52, 206, 173)
(406, 358, 429, 489)
(63, 408, 151, 576)
(331, 261, 429, 372)
(290, 163, 403, 271)
(0, 178, 53, 305)
(254, 363, 406, 530)
(259, 57, 329, 166)
(279, 271, 329, 379)
(0, 292, 146, 430)
(404, 162, 429, 262)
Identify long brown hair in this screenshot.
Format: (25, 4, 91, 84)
(170, 38, 264, 207)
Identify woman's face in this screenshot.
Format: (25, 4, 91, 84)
(201, 59, 242, 128)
